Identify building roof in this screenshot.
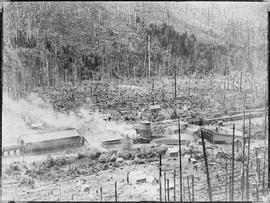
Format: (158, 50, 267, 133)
(167, 133, 192, 141)
(149, 105, 161, 110)
(134, 121, 151, 130)
(234, 138, 243, 143)
(167, 147, 179, 154)
(18, 129, 80, 144)
(203, 126, 243, 137)
(141, 120, 151, 124)
(167, 123, 189, 132)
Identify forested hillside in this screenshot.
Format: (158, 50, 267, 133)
(3, 2, 267, 93)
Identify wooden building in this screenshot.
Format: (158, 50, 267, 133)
(2, 129, 86, 157)
(134, 121, 152, 138)
(198, 126, 243, 144)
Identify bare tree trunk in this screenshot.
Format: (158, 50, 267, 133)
(45, 55, 50, 87)
(148, 35, 151, 78)
(73, 62, 77, 85)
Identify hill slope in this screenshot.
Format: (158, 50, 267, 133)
(3, 2, 267, 93)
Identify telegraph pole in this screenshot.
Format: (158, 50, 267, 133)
(241, 108, 246, 200)
(246, 114, 251, 201)
(256, 149, 260, 201)
(164, 171, 167, 201)
(167, 179, 170, 202)
(225, 158, 228, 201)
(201, 127, 212, 201)
(231, 124, 235, 201)
(192, 175, 194, 201)
(178, 115, 182, 202)
(262, 82, 267, 193)
(174, 169, 176, 202)
(159, 154, 162, 201)
(174, 64, 177, 99)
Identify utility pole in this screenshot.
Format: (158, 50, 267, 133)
(225, 158, 228, 201)
(174, 64, 177, 99)
(148, 35, 151, 79)
(152, 78, 155, 105)
(159, 154, 162, 202)
(201, 129, 212, 202)
(164, 171, 167, 202)
(246, 114, 251, 201)
(167, 179, 170, 202)
(241, 108, 246, 200)
(262, 82, 267, 194)
(192, 175, 194, 201)
(174, 169, 176, 202)
(231, 124, 235, 201)
(178, 115, 183, 202)
(256, 149, 260, 201)
(201, 128, 212, 201)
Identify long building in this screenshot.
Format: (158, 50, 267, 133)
(197, 126, 243, 144)
(3, 129, 86, 157)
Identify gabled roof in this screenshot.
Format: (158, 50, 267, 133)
(149, 105, 161, 110)
(167, 147, 179, 153)
(18, 129, 80, 144)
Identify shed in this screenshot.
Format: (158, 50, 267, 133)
(149, 104, 161, 113)
(116, 158, 124, 163)
(166, 147, 179, 157)
(190, 158, 197, 164)
(151, 177, 159, 185)
(234, 139, 243, 152)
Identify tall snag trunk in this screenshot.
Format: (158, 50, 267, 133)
(148, 35, 151, 79)
(45, 54, 50, 87)
(73, 61, 77, 85)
